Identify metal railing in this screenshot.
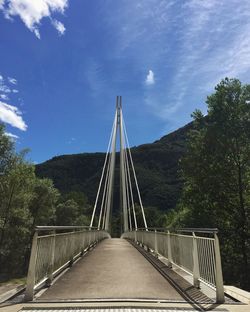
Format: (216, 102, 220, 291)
(122, 228, 224, 303)
(25, 226, 110, 301)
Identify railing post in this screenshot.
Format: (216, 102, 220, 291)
(24, 230, 38, 301)
(47, 230, 56, 284)
(81, 230, 85, 255)
(134, 229, 137, 242)
(192, 232, 200, 288)
(88, 229, 92, 248)
(214, 233, 225, 303)
(154, 229, 158, 256)
(167, 231, 172, 268)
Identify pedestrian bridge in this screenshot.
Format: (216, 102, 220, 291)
(8, 97, 249, 312)
(24, 226, 225, 309)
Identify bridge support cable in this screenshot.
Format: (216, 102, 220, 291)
(124, 145, 137, 230)
(122, 111, 148, 230)
(90, 112, 116, 229)
(101, 149, 114, 230)
(101, 167, 110, 229)
(89, 96, 148, 232)
(104, 109, 118, 231)
(124, 145, 134, 231)
(119, 98, 129, 232)
(121, 133, 138, 230)
(98, 135, 113, 230)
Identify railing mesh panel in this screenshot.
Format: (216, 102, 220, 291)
(34, 230, 108, 287)
(123, 230, 218, 288)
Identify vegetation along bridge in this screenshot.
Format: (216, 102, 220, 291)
(4, 97, 249, 312)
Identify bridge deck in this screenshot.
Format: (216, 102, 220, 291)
(39, 238, 183, 301)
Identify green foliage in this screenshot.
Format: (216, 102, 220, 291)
(176, 78, 250, 290)
(0, 124, 14, 174)
(56, 199, 80, 225)
(0, 149, 36, 275)
(56, 197, 90, 226)
(0, 124, 90, 279)
(29, 178, 59, 226)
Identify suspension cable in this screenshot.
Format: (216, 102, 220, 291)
(124, 145, 137, 230)
(122, 114, 148, 230)
(90, 114, 116, 228)
(105, 111, 118, 230)
(98, 151, 112, 229)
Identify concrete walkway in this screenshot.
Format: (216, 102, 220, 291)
(39, 238, 183, 301)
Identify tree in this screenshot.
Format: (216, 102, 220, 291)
(29, 178, 59, 227)
(60, 191, 92, 218)
(177, 78, 250, 289)
(0, 123, 61, 277)
(56, 199, 81, 225)
(0, 153, 35, 275)
(0, 124, 14, 175)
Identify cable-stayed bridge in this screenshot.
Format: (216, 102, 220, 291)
(89, 95, 147, 233)
(3, 97, 250, 312)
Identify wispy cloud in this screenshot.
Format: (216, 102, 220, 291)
(0, 74, 18, 94)
(0, 101, 27, 131)
(67, 137, 76, 144)
(0, 0, 68, 39)
(0, 84, 11, 93)
(0, 94, 9, 100)
(84, 59, 106, 96)
(8, 77, 17, 84)
(5, 132, 19, 140)
(145, 70, 155, 86)
(52, 19, 66, 36)
(104, 0, 250, 125)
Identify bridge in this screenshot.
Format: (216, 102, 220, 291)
(2, 97, 250, 312)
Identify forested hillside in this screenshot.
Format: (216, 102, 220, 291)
(36, 122, 193, 214)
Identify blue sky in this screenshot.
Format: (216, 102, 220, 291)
(0, 0, 250, 163)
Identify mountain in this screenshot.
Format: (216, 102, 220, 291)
(35, 121, 193, 213)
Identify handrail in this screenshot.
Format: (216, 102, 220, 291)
(136, 227, 170, 231)
(35, 225, 98, 231)
(177, 228, 219, 234)
(25, 227, 110, 301)
(133, 227, 219, 234)
(122, 228, 224, 303)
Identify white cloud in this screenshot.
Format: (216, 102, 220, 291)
(52, 19, 65, 35)
(141, 0, 250, 122)
(0, 94, 9, 100)
(0, 74, 10, 93)
(0, 84, 11, 93)
(0, 75, 18, 96)
(145, 70, 155, 85)
(0, 101, 27, 131)
(0, 0, 68, 39)
(67, 137, 76, 144)
(8, 77, 17, 84)
(5, 132, 19, 140)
